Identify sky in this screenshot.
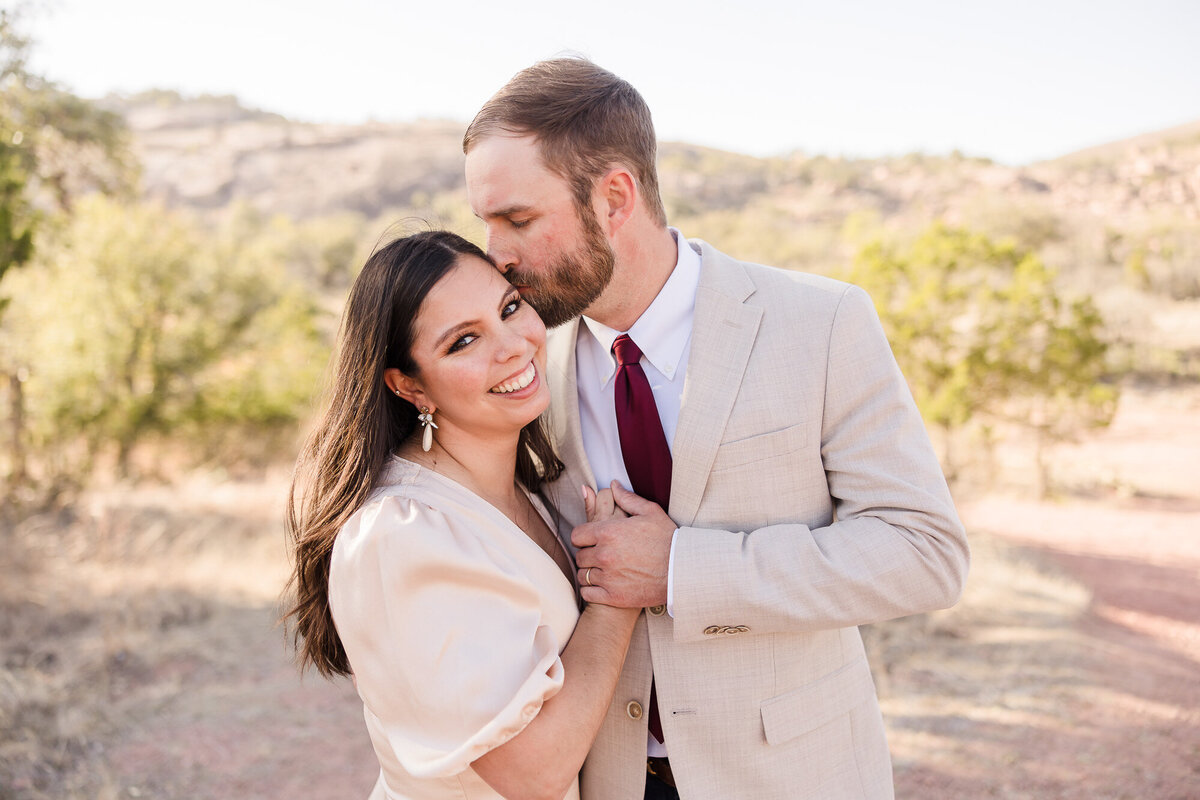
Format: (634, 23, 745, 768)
(17, 0, 1200, 165)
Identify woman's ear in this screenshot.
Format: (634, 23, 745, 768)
(384, 367, 429, 410)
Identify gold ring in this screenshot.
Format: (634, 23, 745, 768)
(584, 567, 593, 586)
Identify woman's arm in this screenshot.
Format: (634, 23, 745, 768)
(472, 486, 638, 800)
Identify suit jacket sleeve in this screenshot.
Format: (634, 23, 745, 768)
(669, 284, 969, 643)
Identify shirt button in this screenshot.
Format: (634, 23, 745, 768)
(648, 605, 666, 616)
(626, 700, 644, 720)
(703, 625, 721, 635)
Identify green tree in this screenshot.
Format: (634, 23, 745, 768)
(1, 6, 136, 212)
(0, 146, 33, 312)
(0, 145, 34, 487)
(849, 223, 1118, 494)
(1, 4, 136, 493)
(4, 196, 328, 481)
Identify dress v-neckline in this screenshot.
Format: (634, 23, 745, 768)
(387, 456, 578, 596)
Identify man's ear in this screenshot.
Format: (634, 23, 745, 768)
(596, 167, 637, 234)
(384, 367, 429, 411)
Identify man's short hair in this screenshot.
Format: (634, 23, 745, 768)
(464, 57, 667, 227)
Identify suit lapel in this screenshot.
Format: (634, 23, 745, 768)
(671, 242, 762, 526)
(545, 319, 594, 535)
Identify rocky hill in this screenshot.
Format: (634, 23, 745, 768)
(107, 91, 467, 219)
(108, 91, 1200, 231)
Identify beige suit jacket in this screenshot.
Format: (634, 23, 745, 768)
(543, 240, 969, 799)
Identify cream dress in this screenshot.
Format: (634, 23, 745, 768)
(330, 456, 582, 800)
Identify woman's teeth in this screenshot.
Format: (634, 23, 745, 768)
(490, 362, 536, 394)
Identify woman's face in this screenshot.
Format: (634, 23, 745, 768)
(395, 254, 549, 443)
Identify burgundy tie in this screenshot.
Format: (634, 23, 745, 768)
(612, 333, 669, 743)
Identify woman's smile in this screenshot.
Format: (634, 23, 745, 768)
(490, 361, 538, 395)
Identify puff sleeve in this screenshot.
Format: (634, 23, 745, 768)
(329, 494, 568, 779)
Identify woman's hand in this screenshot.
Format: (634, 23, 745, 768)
(583, 484, 628, 523)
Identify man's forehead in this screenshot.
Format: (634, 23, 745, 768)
(467, 132, 542, 167)
(466, 135, 562, 210)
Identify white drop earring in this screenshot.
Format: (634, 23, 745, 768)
(418, 407, 438, 452)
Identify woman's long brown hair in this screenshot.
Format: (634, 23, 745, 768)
(284, 230, 562, 677)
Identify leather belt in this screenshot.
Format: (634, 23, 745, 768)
(646, 756, 675, 788)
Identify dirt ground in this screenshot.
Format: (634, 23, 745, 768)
(2, 385, 1198, 799)
(878, 385, 1200, 799)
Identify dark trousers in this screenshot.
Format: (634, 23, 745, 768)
(645, 772, 681, 800)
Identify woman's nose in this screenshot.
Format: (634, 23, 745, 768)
(497, 323, 529, 361)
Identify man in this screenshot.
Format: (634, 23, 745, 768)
(464, 58, 969, 800)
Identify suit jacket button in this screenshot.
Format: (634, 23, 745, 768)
(626, 700, 644, 720)
(648, 605, 666, 616)
(703, 625, 721, 635)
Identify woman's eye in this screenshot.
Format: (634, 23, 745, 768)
(501, 297, 522, 318)
(448, 334, 477, 353)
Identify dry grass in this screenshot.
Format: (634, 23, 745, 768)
(0, 470, 375, 799)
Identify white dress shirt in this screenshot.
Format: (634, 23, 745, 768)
(575, 229, 700, 757)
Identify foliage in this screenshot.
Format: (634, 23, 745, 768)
(849, 223, 1119, 492)
(0, 144, 34, 314)
(0, 9, 36, 315)
(1, 5, 136, 211)
(2, 196, 329, 479)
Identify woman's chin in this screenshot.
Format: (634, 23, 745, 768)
(507, 386, 550, 430)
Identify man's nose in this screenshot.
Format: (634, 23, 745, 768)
(486, 231, 517, 274)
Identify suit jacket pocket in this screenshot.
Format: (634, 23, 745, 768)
(710, 422, 810, 473)
(760, 657, 875, 746)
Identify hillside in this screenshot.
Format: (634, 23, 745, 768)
(105, 92, 466, 219)
(109, 90, 1200, 229)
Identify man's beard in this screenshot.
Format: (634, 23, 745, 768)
(509, 207, 615, 329)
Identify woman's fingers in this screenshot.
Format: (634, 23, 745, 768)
(583, 485, 597, 522)
(594, 488, 618, 520)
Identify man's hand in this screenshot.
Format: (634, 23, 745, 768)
(574, 481, 674, 608)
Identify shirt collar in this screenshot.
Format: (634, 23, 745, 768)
(581, 228, 700, 387)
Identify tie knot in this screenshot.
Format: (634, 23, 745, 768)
(612, 334, 644, 367)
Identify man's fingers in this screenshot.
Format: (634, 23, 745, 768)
(581, 585, 638, 608)
(580, 585, 606, 604)
(580, 585, 616, 606)
(571, 521, 599, 549)
(610, 481, 659, 516)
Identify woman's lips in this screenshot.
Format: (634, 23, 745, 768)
(489, 361, 537, 394)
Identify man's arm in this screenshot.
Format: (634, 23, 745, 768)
(573, 285, 969, 640)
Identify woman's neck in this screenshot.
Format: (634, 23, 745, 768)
(399, 426, 522, 505)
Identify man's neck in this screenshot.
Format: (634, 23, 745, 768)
(587, 225, 678, 332)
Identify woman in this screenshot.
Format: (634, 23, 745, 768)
(286, 230, 638, 799)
